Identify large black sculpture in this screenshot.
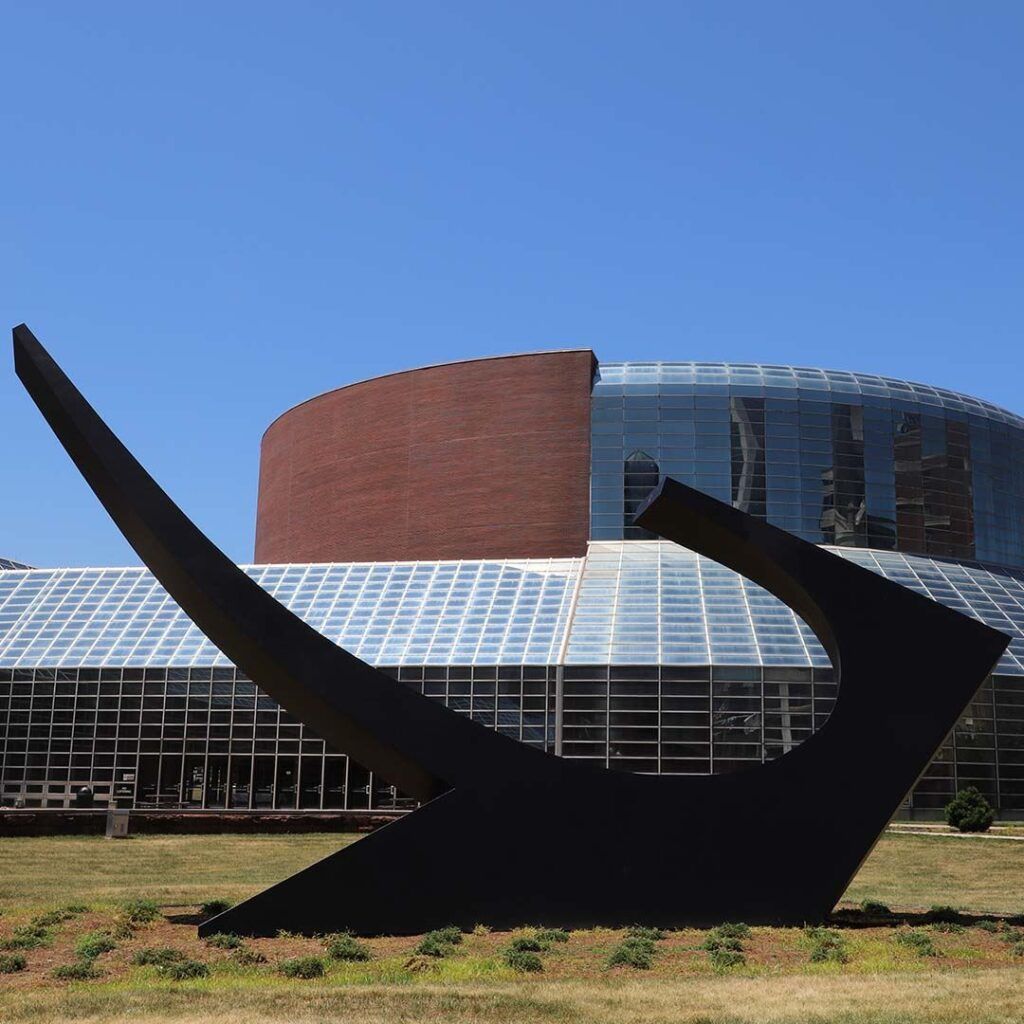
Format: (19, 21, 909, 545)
(14, 323, 1010, 936)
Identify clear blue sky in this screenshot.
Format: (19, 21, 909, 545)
(2, 2, 1021, 567)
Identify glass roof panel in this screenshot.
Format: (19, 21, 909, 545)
(0, 559, 581, 668)
(595, 362, 1024, 428)
(2, 546, 1024, 676)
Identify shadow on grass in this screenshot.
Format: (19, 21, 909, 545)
(830, 907, 1024, 930)
(162, 912, 205, 926)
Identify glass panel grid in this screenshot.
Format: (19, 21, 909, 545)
(596, 362, 1024, 427)
(593, 362, 1024, 567)
(0, 560, 581, 669)
(3, 546, 1024, 673)
(0, 558, 32, 571)
(3, 543, 1024, 811)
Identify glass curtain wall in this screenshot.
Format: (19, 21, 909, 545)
(4, 664, 1010, 815)
(0, 665, 556, 812)
(591, 364, 1024, 567)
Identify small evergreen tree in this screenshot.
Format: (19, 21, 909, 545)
(945, 786, 995, 833)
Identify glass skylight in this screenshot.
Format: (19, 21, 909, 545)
(596, 362, 1024, 428)
(1, 546, 1022, 675)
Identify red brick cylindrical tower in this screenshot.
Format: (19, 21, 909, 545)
(255, 350, 596, 563)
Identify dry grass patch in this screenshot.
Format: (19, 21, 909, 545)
(5, 970, 1024, 1023)
(2, 829, 1023, 917)
(1, 830, 1024, 1023)
(845, 832, 1024, 915)
(0, 834, 356, 909)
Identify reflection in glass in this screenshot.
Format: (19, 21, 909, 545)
(623, 451, 660, 539)
(591, 363, 1024, 564)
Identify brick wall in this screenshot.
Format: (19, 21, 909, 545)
(255, 350, 596, 562)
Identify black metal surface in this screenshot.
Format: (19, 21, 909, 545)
(14, 323, 1010, 936)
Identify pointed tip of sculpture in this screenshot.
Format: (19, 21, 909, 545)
(12, 323, 32, 376)
(11, 324, 52, 388)
(632, 476, 671, 527)
(12, 323, 38, 364)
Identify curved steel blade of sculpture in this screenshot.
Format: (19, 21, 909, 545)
(14, 323, 1010, 936)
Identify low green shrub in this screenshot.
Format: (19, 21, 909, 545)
(534, 927, 569, 944)
(133, 947, 186, 967)
(110, 916, 136, 940)
(162, 958, 209, 980)
(431, 926, 463, 945)
(0, 953, 26, 973)
(471, 923, 491, 936)
(804, 926, 849, 964)
(278, 956, 325, 979)
(415, 934, 451, 957)
(1001, 927, 1024, 944)
(932, 921, 965, 934)
(325, 932, 370, 962)
(415, 931, 457, 958)
(708, 947, 746, 970)
(702, 924, 747, 969)
(859, 899, 891, 916)
(53, 960, 102, 980)
(121, 898, 161, 924)
(1, 923, 52, 950)
(895, 929, 937, 957)
(1012, 942, 1024, 957)
(925, 905, 961, 924)
(976, 919, 1000, 933)
(504, 948, 543, 972)
(199, 899, 233, 917)
(230, 946, 267, 966)
(626, 925, 665, 941)
(74, 931, 116, 959)
(509, 935, 549, 953)
(700, 930, 743, 953)
(607, 936, 656, 969)
(945, 786, 995, 833)
(63, 903, 90, 915)
(132, 947, 207, 980)
(32, 908, 74, 927)
(203, 932, 243, 950)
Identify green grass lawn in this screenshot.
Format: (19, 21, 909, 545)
(1, 827, 1022, 1024)
(1, 827, 1019, 914)
(845, 831, 1024, 915)
(0, 832, 358, 909)
(6, 972, 1024, 1024)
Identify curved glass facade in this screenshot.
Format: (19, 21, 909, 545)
(3, 354, 1024, 820)
(591, 362, 1024, 568)
(2, 546, 1024, 815)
